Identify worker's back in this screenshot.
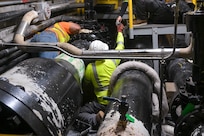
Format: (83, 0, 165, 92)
(84, 27, 125, 105)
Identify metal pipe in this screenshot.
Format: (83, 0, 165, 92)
(12, 6, 192, 60)
(14, 10, 83, 45)
(14, 10, 38, 45)
(2, 42, 193, 60)
(128, 0, 134, 39)
(0, 0, 38, 7)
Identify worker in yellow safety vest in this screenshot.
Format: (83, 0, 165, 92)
(31, 21, 81, 58)
(76, 23, 125, 130)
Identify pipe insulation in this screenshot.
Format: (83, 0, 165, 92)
(109, 61, 169, 119)
(14, 10, 38, 45)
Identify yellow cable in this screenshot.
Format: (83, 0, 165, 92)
(192, 0, 197, 10)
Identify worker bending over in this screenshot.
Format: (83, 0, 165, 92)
(76, 23, 125, 130)
(31, 21, 81, 58)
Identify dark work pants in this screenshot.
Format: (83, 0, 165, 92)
(77, 101, 106, 130)
(133, 0, 191, 24)
(30, 31, 59, 59)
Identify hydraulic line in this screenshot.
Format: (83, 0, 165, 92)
(0, 50, 25, 66)
(0, 53, 29, 74)
(25, 15, 83, 37)
(0, 46, 18, 58)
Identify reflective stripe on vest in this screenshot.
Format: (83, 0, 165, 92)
(116, 41, 124, 45)
(92, 63, 109, 92)
(46, 23, 70, 43)
(111, 59, 117, 66)
(91, 59, 117, 92)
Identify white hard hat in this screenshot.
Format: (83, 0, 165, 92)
(89, 40, 109, 51)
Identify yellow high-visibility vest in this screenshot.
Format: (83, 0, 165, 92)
(46, 23, 70, 43)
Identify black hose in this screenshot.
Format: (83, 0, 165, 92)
(25, 15, 83, 37)
(0, 50, 25, 66)
(0, 8, 33, 21)
(0, 53, 29, 74)
(0, 47, 19, 58)
(50, 3, 84, 13)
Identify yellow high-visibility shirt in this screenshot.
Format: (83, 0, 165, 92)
(84, 32, 124, 105)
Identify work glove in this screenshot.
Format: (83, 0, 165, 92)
(117, 23, 124, 32)
(116, 16, 122, 26)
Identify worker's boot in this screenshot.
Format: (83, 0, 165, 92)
(93, 110, 105, 130)
(96, 110, 105, 123)
(133, 19, 147, 26)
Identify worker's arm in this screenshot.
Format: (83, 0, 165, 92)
(114, 23, 125, 65)
(116, 0, 128, 24)
(115, 23, 124, 50)
(115, 32, 124, 50)
(119, 0, 128, 17)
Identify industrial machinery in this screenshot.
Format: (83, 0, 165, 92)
(168, 0, 204, 135)
(0, 0, 203, 136)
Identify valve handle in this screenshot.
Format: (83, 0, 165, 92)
(103, 96, 121, 103)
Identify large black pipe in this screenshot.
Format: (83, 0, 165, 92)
(98, 61, 153, 135)
(0, 57, 83, 135)
(111, 70, 152, 130)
